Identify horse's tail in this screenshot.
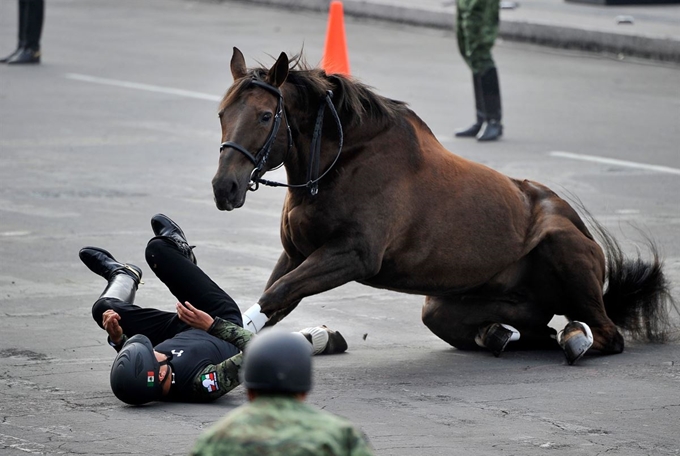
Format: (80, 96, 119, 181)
(594, 223, 678, 343)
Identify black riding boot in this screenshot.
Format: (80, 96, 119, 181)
(149, 213, 197, 264)
(476, 67, 503, 142)
(7, 0, 43, 65)
(79, 247, 143, 302)
(455, 74, 484, 137)
(0, 1, 27, 63)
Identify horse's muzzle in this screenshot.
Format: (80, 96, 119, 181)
(212, 176, 246, 211)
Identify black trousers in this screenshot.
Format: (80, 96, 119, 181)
(92, 238, 243, 347)
(18, 0, 44, 50)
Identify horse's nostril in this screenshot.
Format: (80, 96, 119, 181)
(213, 177, 237, 201)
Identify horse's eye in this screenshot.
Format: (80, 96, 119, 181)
(261, 112, 273, 123)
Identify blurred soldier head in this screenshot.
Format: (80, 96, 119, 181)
(242, 329, 313, 398)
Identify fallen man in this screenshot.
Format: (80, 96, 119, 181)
(79, 213, 347, 405)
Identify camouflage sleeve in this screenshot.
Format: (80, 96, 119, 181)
(208, 317, 253, 350)
(189, 318, 253, 401)
(191, 354, 244, 402)
(348, 426, 375, 456)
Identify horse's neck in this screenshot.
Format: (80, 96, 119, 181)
(284, 111, 344, 178)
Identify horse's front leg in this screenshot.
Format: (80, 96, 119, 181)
(261, 250, 303, 327)
(242, 240, 380, 332)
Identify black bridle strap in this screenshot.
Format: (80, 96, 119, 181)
(257, 90, 344, 196)
(306, 100, 326, 194)
(220, 80, 343, 196)
(219, 79, 292, 190)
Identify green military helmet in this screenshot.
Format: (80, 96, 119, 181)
(242, 329, 313, 393)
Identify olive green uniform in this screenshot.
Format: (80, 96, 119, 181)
(456, 0, 500, 74)
(191, 396, 374, 456)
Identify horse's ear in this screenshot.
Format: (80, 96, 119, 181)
(231, 47, 247, 81)
(266, 52, 289, 88)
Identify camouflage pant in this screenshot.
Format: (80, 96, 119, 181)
(456, 0, 499, 74)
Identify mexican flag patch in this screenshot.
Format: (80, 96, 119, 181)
(147, 371, 155, 387)
(201, 372, 219, 393)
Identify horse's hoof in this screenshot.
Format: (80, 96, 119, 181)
(476, 323, 516, 357)
(559, 321, 594, 365)
(321, 325, 348, 355)
(299, 325, 348, 355)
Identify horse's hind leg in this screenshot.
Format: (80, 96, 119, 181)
(532, 228, 624, 357)
(421, 294, 559, 354)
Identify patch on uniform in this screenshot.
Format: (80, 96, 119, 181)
(201, 372, 219, 393)
(147, 371, 155, 387)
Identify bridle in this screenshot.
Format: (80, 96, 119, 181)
(219, 78, 344, 196)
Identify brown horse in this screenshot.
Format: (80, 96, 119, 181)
(212, 47, 676, 364)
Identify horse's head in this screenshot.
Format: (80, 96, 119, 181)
(212, 47, 292, 211)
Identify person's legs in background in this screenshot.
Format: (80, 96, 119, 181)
(3, 0, 43, 64)
(454, 0, 503, 141)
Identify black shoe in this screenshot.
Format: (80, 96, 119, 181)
(150, 213, 197, 264)
(79, 247, 142, 282)
(0, 47, 22, 63)
(7, 47, 40, 64)
(476, 120, 503, 141)
(455, 120, 483, 137)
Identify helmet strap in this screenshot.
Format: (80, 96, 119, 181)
(158, 357, 175, 390)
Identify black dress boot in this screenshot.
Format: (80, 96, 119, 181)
(79, 247, 142, 283)
(7, 0, 42, 65)
(1, 1, 27, 63)
(476, 67, 503, 142)
(79, 247, 143, 302)
(455, 74, 484, 137)
(0, 48, 22, 63)
(150, 214, 197, 264)
(6, 47, 40, 64)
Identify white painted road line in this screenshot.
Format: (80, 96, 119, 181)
(64, 73, 222, 102)
(550, 151, 680, 176)
(56, 77, 680, 179)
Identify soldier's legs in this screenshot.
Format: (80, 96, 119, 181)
(145, 238, 243, 326)
(81, 247, 184, 346)
(23, 0, 44, 51)
(458, 0, 499, 75)
(6, 0, 42, 64)
(92, 297, 182, 347)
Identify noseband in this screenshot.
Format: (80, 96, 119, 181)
(219, 79, 343, 196)
(219, 79, 292, 192)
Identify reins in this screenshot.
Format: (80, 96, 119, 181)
(219, 79, 344, 196)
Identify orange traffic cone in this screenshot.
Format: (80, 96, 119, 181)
(321, 1, 350, 76)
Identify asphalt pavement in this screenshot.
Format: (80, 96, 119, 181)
(1, 0, 679, 455)
(242, 0, 680, 62)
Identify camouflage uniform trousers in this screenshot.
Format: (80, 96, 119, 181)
(456, 0, 500, 75)
(191, 395, 375, 456)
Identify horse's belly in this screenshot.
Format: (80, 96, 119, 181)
(365, 249, 521, 295)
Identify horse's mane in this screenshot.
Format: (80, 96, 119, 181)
(225, 54, 408, 130)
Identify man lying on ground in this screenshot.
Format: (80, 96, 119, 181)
(79, 213, 346, 405)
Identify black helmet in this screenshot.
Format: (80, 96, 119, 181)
(110, 335, 168, 405)
(242, 329, 313, 393)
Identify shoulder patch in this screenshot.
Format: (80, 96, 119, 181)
(200, 371, 219, 393)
